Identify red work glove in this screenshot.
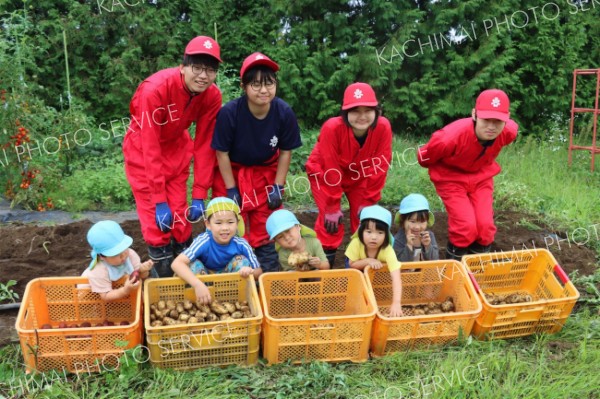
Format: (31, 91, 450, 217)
(324, 211, 343, 234)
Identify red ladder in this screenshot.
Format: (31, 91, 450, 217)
(568, 68, 600, 172)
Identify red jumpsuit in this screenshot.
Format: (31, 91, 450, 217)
(418, 118, 518, 247)
(123, 68, 222, 246)
(212, 154, 278, 248)
(305, 116, 392, 250)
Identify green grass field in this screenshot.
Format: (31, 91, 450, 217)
(1, 133, 599, 399)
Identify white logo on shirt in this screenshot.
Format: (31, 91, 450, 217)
(270, 135, 278, 148)
(491, 97, 501, 107)
(353, 89, 363, 99)
(203, 40, 213, 49)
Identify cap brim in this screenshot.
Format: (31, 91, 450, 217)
(103, 235, 133, 257)
(394, 211, 435, 227)
(185, 50, 222, 62)
(477, 110, 509, 122)
(341, 101, 379, 110)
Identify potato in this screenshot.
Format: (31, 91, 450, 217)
(150, 313, 156, 321)
(240, 305, 250, 313)
(231, 311, 243, 319)
(169, 309, 179, 319)
(81, 321, 92, 328)
(198, 304, 211, 314)
(288, 251, 310, 268)
(162, 317, 176, 325)
(151, 320, 163, 327)
(441, 298, 455, 312)
(206, 313, 219, 322)
(150, 304, 157, 312)
(176, 304, 185, 314)
(166, 300, 176, 310)
(183, 300, 194, 311)
(240, 301, 248, 307)
(219, 314, 233, 321)
(179, 314, 190, 322)
(235, 301, 242, 310)
(242, 310, 252, 319)
(222, 302, 236, 314)
(413, 309, 426, 315)
(187, 317, 199, 324)
(195, 311, 208, 319)
(157, 301, 166, 310)
(40, 324, 53, 329)
(210, 303, 229, 315)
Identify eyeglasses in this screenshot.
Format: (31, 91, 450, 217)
(249, 81, 276, 91)
(190, 65, 218, 76)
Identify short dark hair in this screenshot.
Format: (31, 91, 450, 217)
(341, 105, 382, 130)
(398, 210, 429, 227)
(182, 54, 220, 70)
(358, 218, 390, 253)
(241, 65, 278, 87)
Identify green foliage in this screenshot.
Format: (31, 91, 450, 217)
(0, 280, 19, 303)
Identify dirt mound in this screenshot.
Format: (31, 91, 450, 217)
(0, 209, 597, 346)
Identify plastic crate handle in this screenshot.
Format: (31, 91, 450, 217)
(310, 324, 334, 330)
(553, 264, 569, 285)
(468, 272, 481, 293)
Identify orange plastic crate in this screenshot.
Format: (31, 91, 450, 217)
(143, 273, 262, 370)
(15, 277, 142, 373)
(463, 249, 580, 340)
(365, 261, 482, 356)
(259, 269, 376, 364)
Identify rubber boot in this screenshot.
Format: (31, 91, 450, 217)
(148, 244, 174, 278)
(324, 249, 337, 268)
(172, 237, 193, 258)
(255, 242, 280, 273)
(445, 242, 469, 262)
(468, 241, 492, 254)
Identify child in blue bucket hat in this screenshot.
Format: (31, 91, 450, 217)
(345, 205, 404, 316)
(82, 220, 154, 301)
(393, 193, 439, 263)
(171, 197, 262, 304)
(266, 209, 330, 271)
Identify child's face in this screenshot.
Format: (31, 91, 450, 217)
(206, 210, 238, 245)
(101, 249, 129, 267)
(403, 214, 428, 236)
(362, 221, 386, 251)
(274, 225, 302, 250)
(347, 106, 376, 135)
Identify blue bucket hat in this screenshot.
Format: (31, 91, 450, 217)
(394, 193, 435, 226)
(87, 221, 133, 269)
(205, 197, 245, 236)
(354, 205, 394, 244)
(266, 209, 316, 241)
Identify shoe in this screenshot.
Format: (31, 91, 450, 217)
(172, 237, 193, 258)
(324, 249, 337, 267)
(468, 242, 492, 254)
(148, 244, 174, 278)
(445, 242, 469, 261)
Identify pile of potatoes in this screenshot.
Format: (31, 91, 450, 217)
(484, 292, 533, 305)
(384, 297, 456, 316)
(149, 299, 253, 327)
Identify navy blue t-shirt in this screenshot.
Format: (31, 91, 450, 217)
(211, 96, 302, 165)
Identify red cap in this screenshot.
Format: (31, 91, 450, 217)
(240, 52, 279, 79)
(184, 36, 222, 62)
(475, 89, 510, 121)
(342, 82, 378, 110)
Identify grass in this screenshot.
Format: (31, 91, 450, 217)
(1, 309, 599, 398)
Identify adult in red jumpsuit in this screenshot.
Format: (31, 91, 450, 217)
(305, 83, 392, 266)
(211, 52, 302, 272)
(123, 36, 222, 277)
(418, 89, 518, 260)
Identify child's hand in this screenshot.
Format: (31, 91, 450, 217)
(407, 232, 422, 248)
(194, 282, 211, 305)
(388, 302, 404, 317)
(420, 231, 431, 247)
(138, 259, 154, 273)
(124, 275, 140, 292)
(367, 259, 383, 270)
(238, 266, 253, 278)
(308, 257, 321, 268)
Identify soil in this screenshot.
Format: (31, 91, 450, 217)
(0, 209, 597, 346)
